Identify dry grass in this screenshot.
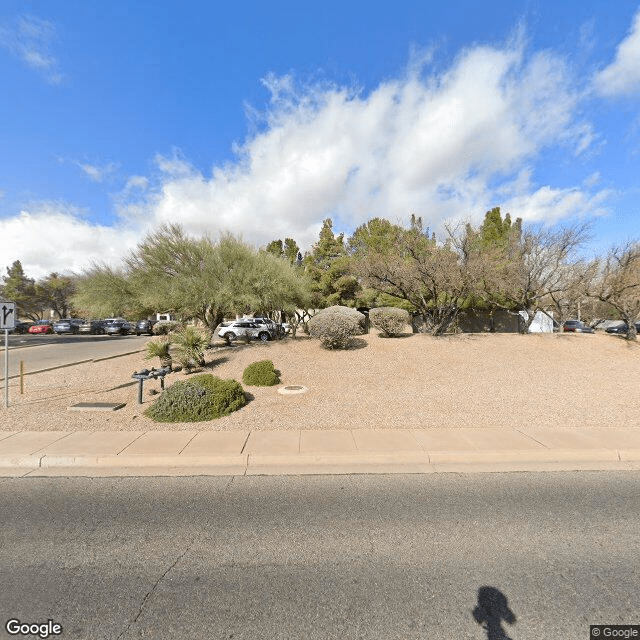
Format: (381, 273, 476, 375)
(3, 332, 639, 432)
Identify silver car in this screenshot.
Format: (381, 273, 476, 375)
(217, 320, 275, 342)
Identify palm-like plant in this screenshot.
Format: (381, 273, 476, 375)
(172, 325, 212, 373)
(144, 336, 173, 371)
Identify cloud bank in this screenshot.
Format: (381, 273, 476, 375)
(0, 29, 621, 280)
(593, 9, 640, 96)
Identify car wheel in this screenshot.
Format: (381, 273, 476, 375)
(258, 332, 270, 342)
(136, 332, 141, 336)
(225, 331, 237, 342)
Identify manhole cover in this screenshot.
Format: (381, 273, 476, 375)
(68, 402, 126, 412)
(277, 385, 309, 395)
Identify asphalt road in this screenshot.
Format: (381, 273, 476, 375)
(0, 472, 638, 640)
(1, 334, 150, 379)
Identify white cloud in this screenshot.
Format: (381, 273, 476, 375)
(0, 204, 141, 280)
(593, 9, 640, 96)
(76, 162, 118, 183)
(0, 15, 63, 84)
(0, 33, 612, 279)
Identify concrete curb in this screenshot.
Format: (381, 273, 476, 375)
(3, 448, 640, 477)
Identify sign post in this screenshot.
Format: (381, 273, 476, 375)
(1, 301, 16, 408)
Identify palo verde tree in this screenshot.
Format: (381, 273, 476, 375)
(73, 224, 312, 328)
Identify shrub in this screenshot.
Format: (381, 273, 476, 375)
(171, 325, 212, 372)
(144, 336, 173, 370)
(153, 320, 181, 335)
(144, 374, 245, 422)
(242, 360, 280, 386)
(308, 306, 365, 349)
(369, 307, 411, 337)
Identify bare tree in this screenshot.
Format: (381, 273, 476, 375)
(472, 221, 591, 333)
(586, 241, 640, 340)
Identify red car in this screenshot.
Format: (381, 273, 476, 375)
(28, 320, 53, 334)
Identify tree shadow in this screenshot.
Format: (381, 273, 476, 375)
(203, 356, 230, 369)
(472, 586, 516, 640)
(376, 332, 414, 339)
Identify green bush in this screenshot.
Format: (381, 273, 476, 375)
(369, 306, 411, 337)
(308, 306, 365, 349)
(172, 325, 212, 372)
(242, 360, 280, 386)
(153, 320, 181, 335)
(144, 374, 245, 422)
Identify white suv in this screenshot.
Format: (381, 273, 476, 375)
(217, 320, 276, 342)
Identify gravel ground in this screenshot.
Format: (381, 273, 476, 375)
(2, 332, 639, 432)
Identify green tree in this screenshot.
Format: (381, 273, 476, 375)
(304, 218, 360, 307)
(1, 260, 43, 321)
(36, 272, 77, 319)
(74, 224, 313, 329)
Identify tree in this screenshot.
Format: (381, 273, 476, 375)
(586, 241, 640, 340)
(465, 212, 591, 333)
(36, 272, 77, 319)
(304, 218, 360, 308)
(73, 224, 313, 329)
(349, 217, 477, 335)
(1, 261, 43, 320)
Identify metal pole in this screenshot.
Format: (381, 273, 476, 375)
(4, 329, 8, 408)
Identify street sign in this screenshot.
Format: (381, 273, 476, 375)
(1, 301, 16, 330)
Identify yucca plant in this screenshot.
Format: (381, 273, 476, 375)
(144, 336, 173, 371)
(172, 325, 212, 373)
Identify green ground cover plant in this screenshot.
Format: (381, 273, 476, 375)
(144, 374, 245, 422)
(242, 360, 280, 386)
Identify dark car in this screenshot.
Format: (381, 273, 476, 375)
(605, 321, 640, 335)
(134, 319, 157, 336)
(78, 319, 107, 335)
(562, 320, 595, 333)
(104, 319, 131, 335)
(53, 318, 84, 334)
(8, 321, 34, 334)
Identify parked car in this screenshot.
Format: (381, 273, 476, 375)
(8, 321, 34, 334)
(53, 318, 84, 334)
(217, 320, 276, 342)
(240, 317, 286, 337)
(605, 321, 640, 335)
(78, 319, 107, 335)
(134, 319, 158, 336)
(28, 320, 53, 334)
(562, 320, 595, 333)
(103, 319, 131, 335)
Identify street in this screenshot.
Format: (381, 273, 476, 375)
(1, 334, 149, 379)
(0, 472, 638, 639)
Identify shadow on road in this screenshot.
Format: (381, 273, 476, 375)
(472, 586, 516, 640)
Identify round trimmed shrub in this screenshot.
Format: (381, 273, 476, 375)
(308, 306, 365, 349)
(369, 306, 411, 337)
(243, 360, 280, 386)
(144, 374, 245, 422)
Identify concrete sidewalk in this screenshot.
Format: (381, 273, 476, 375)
(2, 426, 640, 477)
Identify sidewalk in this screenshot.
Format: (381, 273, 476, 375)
(2, 426, 640, 477)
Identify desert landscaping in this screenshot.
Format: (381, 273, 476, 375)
(2, 331, 639, 432)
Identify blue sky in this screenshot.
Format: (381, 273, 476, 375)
(0, 1, 639, 279)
